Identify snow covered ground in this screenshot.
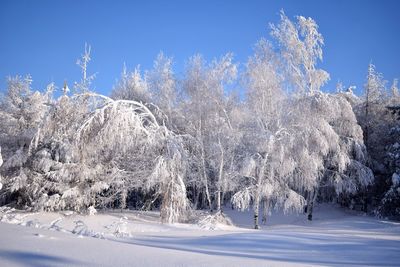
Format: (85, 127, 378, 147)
(0, 204, 399, 267)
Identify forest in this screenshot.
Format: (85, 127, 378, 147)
(0, 11, 399, 230)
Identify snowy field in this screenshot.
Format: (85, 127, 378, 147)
(0, 204, 399, 267)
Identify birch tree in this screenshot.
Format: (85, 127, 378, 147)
(232, 39, 305, 228)
(111, 66, 151, 104)
(363, 63, 387, 148)
(181, 53, 237, 211)
(271, 10, 329, 95)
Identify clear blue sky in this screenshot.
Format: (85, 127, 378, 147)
(1, 0, 399, 96)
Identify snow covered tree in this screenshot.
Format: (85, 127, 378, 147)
(230, 12, 372, 226)
(0, 43, 105, 211)
(287, 92, 373, 220)
(362, 63, 387, 148)
(180, 53, 238, 211)
(1, 87, 190, 222)
(0, 76, 52, 205)
(0, 76, 49, 151)
(0, 88, 97, 211)
(233, 125, 303, 228)
(320, 94, 373, 211)
(111, 66, 151, 104)
(270, 10, 329, 96)
(391, 79, 399, 97)
(74, 43, 95, 94)
(75, 93, 190, 222)
(349, 64, 392, 211)
(389, 79, 399, 107)
(147, 52, 177, 121)
(267, 12, 373, 219)
(232, 39, 306, 228)
(245, 39, 283, 121)
(375, 90, 400, 219)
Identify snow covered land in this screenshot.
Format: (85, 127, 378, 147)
(1, 204, 399, 267)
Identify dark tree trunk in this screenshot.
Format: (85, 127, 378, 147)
(307, 188, 318, 221)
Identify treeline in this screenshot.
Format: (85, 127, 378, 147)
(0, 11, 399, 227)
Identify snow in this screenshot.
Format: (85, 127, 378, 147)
(0, 204, 399, 267)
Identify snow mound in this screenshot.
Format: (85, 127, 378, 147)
(72, 220, 104, 238)
(105, 217, 131, 238)
(197, 211, 235, 230)
(0, 209, 31, 224)
(22, 219, 41, 228)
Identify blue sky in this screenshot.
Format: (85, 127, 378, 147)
(0, 0, 399, 96)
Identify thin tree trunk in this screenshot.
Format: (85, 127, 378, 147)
(365, 75, 370, 148)
(216, 138, 224, 212)
(198, 120, 211, 210)
(306, 189, 314, 221)
(262, 198, 270, 224)
(304, 190, 309, 213)
(200, 147, 212, 210)
(307, 187, 319, 221)
(193, 185, 199, 210)
(254, 153, 268, 229)
(253, 193, 260, 229)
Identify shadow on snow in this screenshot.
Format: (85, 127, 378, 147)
(0, 250, 86, 267)
(114, 229, 400, 266)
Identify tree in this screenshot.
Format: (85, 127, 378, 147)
(389, 79, 399, 105)
(231, 38, 306, 229)
(376, 84, 400, 219)
(180, 53, 237, 211)
(286, 92, 373, 220)
(245, 39, 283, 121)
(1, 88, 190, 222)
(111, 65, 151, 104)
(147, 52, 177, 120)
(0, 76, 51, 205)
(74, 43, 95, 94)
(378, 127, 400, 219)
(363, 63, 387, 148)
(270, 10, 329, 96)
(75, 93, 190, 222)
(233, 124, 303, 228)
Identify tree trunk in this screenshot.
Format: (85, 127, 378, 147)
(307, 190, 314, 221)
(193, 185, 199, 210)
(253, 154, 268, 229)
(262, 199, 270, 224)
(216, 138, 224, 212)
(304, 190, 309, 213)
(307, 187, 319, 221)
(216, 190, 221, 213)
(253, 196, 260, 229)
(365, 75, 370, 148)
(198, 125, 211, 211)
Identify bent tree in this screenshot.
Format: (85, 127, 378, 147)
(75, 93, 190, 223)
